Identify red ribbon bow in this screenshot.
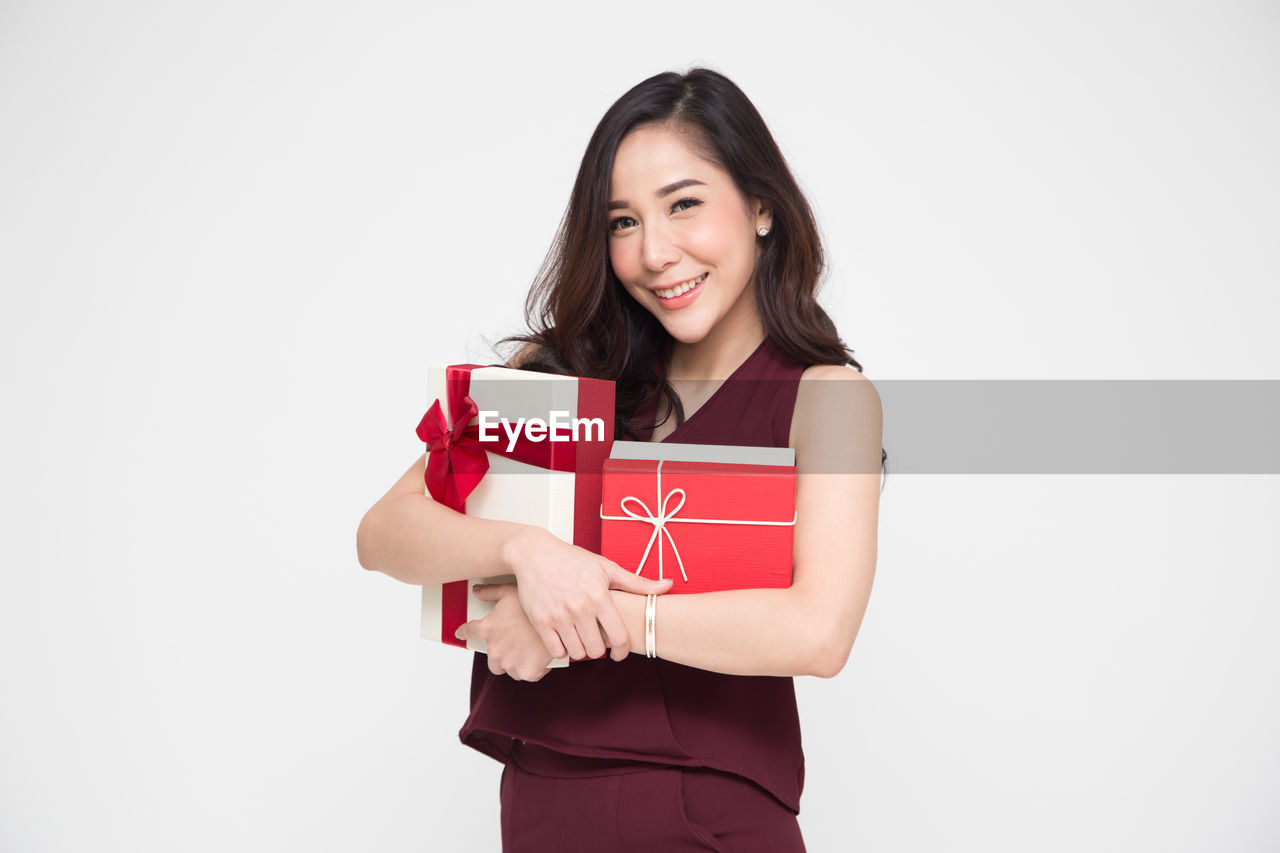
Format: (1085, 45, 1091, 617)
(416, 393, 489, 512)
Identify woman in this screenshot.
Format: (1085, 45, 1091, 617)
(357, 67, 883, 852)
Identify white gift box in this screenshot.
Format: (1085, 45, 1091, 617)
(418, 363, 615, 668)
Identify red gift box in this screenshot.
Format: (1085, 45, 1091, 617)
(599, 443, 797, 594)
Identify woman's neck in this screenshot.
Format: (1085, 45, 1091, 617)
(667, 307, 766, 382)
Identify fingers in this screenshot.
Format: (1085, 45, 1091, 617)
(575, 615, 607, 660)
(534, 625, 568, 660)
(607, 565, 675, 595)
(505, 663, 551, 682)
(462, 621, 504, 676)
(484, 640, 551, 682)
(473, 582, 516, 602)
(532, 604, 590, 660)
(559, 624, 589, 661)
(597, 605, 631, 661)
(486, 656, 548, 682)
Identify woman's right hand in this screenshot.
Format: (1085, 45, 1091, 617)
(499, 526, 673, 662)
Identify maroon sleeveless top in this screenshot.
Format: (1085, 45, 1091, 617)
(458, 336, 808, 813)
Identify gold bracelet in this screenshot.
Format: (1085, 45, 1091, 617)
(645, 593, 657, 658)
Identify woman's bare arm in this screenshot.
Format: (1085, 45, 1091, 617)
(355, 452, 533, 585)
(355, 343, 543, 585)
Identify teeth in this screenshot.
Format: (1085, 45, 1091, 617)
(656, 273, 706, 299)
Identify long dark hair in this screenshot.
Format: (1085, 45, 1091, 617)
(499, 67, 882, 471)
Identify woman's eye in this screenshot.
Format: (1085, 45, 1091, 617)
(609, 198, 701, 233)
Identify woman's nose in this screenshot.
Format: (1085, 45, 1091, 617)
(640, 220, 681, 271)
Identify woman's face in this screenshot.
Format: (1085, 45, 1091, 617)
(606, 122, 772, 346)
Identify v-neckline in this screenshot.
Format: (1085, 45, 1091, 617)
(659, 337, 769, 443)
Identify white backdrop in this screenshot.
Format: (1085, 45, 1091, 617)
(2, 1, 1277, 850)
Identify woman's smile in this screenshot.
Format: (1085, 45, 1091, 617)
(653, 272, 708, 307)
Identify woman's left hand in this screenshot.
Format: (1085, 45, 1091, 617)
(455, 583, 557, 682)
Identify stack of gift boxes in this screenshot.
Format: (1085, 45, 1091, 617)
(418, 363, 796, 666)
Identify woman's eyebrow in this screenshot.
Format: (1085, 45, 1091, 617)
(608, 179, 707, 211)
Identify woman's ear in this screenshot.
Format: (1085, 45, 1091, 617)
(753, 199, 773, 233)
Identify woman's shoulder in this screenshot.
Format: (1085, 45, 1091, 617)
(789, 362, 882, 455)
(799, 362, 871, 383)
(793, 363, 879, 426)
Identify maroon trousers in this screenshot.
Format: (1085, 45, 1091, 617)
(499, 743, 806, 852)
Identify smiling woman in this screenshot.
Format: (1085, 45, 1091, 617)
(606, 125, 770, 354)
(357, 66, 884, 852)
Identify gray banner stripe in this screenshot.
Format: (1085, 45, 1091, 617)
(433, 378, 1280, 474)
(879, 380, 1280, 474)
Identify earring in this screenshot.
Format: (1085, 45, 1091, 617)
(757, 226, 770, 237)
